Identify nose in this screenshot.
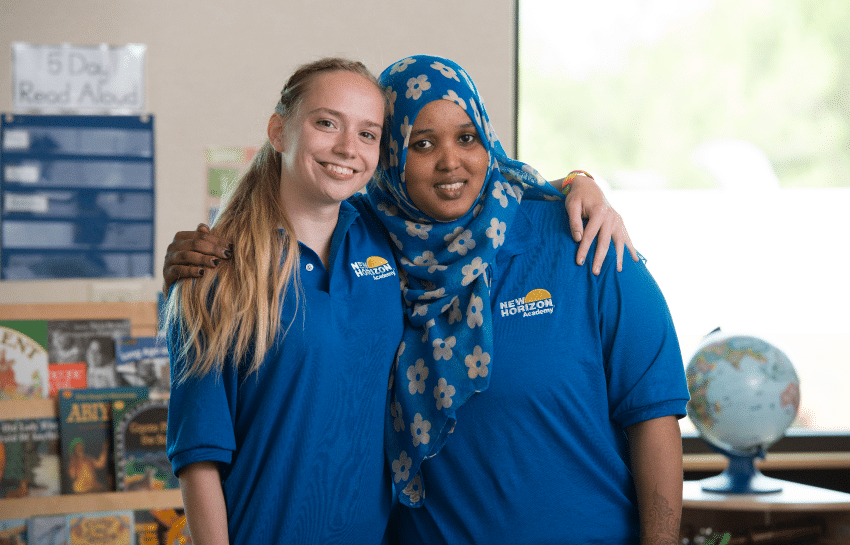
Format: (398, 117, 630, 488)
(436, 144, 460, 172)
(332, 129, 356, 158)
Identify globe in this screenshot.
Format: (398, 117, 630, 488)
(685, 329, 801, 493)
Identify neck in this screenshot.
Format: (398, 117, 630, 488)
(281, 199, 340, 269)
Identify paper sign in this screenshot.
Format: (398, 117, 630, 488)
(12, 43, 146, 113)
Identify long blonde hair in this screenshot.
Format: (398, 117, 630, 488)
(164, 58, 383, 381)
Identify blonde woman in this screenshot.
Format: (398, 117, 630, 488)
(164, 58, 402, 544)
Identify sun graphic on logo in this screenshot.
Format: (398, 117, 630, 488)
(366, 256, 389, 268)
(524, 289, 552, 303)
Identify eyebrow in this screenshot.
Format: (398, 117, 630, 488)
(410, 121, 476, 138)
(310, 107, 383, 130)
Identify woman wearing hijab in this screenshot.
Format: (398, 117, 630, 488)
(371, 55, 689, 545)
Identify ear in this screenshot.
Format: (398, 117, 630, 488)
(268, 113, 286, 152)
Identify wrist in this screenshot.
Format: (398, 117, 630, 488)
(560, 170, 593, 197)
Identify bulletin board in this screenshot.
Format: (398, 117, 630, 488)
(0, 114, 155, 280)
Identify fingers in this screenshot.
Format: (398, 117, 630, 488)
(162, 265, 207, 295)
(576, 211, 604, 267)
(196, 223, 211, 233)
(565, 198, 585, 243)
(591, 219, 613, 275)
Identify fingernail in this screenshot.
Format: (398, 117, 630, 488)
(578, 259, 584, 266)
(198, 268, 205, 276)
(212, 258, 220, 267)
(224, 250, 233, 259)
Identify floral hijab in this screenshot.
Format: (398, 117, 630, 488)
(367, 55, 563, 507)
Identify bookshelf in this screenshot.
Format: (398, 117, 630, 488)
(0, 301, 181, 520)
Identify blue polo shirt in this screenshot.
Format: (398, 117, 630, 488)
(392, 200, 689, 544)
(167, 197, 403, 544)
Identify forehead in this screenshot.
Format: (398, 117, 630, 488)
(412, 99, 473, 129)
(299, 70, 385, 119)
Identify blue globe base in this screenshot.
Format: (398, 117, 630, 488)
(699, 449, 784, 494)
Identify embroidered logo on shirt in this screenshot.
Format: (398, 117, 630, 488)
(498, 288, 554, 318)
(351, 256, 397, 280)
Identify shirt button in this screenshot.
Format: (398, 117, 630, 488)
(305, 263, 314, 272)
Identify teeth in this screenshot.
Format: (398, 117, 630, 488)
(437, 182, 463, 191)
(325, 163, 354, 176)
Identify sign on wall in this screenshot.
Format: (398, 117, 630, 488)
(12, 43, 146, 114)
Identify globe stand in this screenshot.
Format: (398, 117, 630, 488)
(699, 445, 785, 494)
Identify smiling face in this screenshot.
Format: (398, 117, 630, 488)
(404, 99, 490, 222)
(272, 70, 385, 209)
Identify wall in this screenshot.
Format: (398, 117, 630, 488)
(0, 0, 517, 304)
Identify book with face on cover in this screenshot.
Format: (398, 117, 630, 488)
(58, 387, 148, 494)
(48, 319, 131, 390)
(0, 320, 50, 400)
(113, 397, 177, 492)
(67, 510, 134, 545)
(0, 414, 60, 499)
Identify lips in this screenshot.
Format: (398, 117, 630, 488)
(434, 178, 467, 199)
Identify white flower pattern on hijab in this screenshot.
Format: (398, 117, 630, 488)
(367, 55, 564, 507)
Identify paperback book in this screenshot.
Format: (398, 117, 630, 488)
(0, 320, 50, 399)
(0, 518, 27, 544)
(58, 387, 148, 494)
(113, 398, 177, 491)
(28, 515, 69, 545)
(68, 510, 134, 545)
(133, 509, 191, 545)
(48, 319, 131, 389)
(116, 337, 170, 398)
(0, 415, 60, 498)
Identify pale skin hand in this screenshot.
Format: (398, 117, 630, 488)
(178, 461, 229, 545)
(626, 416, 683, 545)
(558, 174, 639, 274)
(161, 174, 638, 292)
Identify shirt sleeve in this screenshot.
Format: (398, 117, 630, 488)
(166, 320, 237, 477)
(597, 255, 691, 429)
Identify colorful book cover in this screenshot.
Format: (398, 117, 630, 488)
(0, 518, 27, 544)
(68, 511, 134, 545)
(48, 319, 132, 389)
(116, 337, 170, 399)
(0, 416, 60, 498)
(58, 387, 148, 494)
(28, 515, 69, 545)
(0, 320, 50, 399)
(133, 509, 191, 545)
(113, 398, 177, 491)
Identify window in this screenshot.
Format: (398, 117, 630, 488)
(518, 0, 850, 435)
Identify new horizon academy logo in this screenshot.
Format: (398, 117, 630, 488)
(499, 288, 554, 318)
(351, 256, 397, 281)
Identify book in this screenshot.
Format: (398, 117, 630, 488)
(133, 509, 191, 545)
(0, 518, 27, 544)
(58, 387, 148, 494)
(48, 319, 132, 389)
(0, 320, 50, 399)
(48, 362, 88, 397)
(116, 337, 170, 399)
(0, 415, 60, 498)
(113, 398, 177, 491)
(68, 511, 134, 545)
(28, 515, 69, 545)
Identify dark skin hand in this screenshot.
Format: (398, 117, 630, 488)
(162, 224, 232, 293)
